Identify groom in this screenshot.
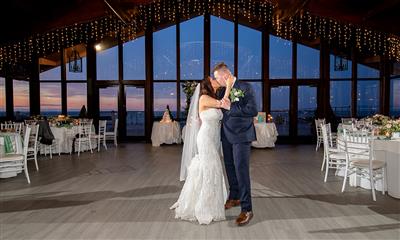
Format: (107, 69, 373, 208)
(214, 62, 258, 226)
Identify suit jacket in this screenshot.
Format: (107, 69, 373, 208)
(217, 80, 258, 144)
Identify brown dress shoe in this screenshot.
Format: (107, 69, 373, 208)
(236, 211, 253, 226)
(224, 199, 240, 209)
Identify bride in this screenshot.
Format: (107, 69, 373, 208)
(170, 76, 233, 225)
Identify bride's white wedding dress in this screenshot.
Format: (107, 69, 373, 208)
(170, 108, 227, 225)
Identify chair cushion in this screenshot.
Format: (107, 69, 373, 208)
(330, 152, 346, 159)
(0, 154, 24, 161)
(351, 159, 385, 170)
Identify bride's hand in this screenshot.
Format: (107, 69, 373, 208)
(226, 75, 234, 88)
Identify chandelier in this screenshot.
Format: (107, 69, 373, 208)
(68, 49, 82, 73)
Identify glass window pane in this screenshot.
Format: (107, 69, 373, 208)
(40, 66, 61, 81)
(126, 86, 145, 136)
(271, 86, 289, 136)
(0, 77, 5, 117)
(181, 16, 204, 80)
(270, 35, 292, 79)
(97, 45, 119, 80)
(358, 63, 379, 78)
(13, 80, 30, 120)
(180, 83, 188, 121)
(123, 37, 146, 80)
(154, 26, 177, 80)
(100, 87, 119, 130)
(67, 83, 87, 116)
(390, 78, 400, 117)
(330, 54, 352, 79)
(297, 44, 319, 79)
(154, 83, 177, 118)
(298, 86, 317, 136)
(357, 80, 380, 117)
(330, 81, 351, 117)
(238, 25, 261, 80)
(249, 82, 262, 111)
(211, 16, 234, 74)
(40, 83, 61, 116)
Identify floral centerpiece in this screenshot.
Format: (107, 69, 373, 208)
(365, 114, 391, 126)
(49, 115, 74, 128)
(378, 118, 400, 138)
(363, 114, 400, 138)
(182, 81, 198, 116)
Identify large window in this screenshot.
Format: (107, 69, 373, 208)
(330, 54, 352, 117)
(40, 83, 62, 116)
(123, 37, 146, 80)
(249, 82, 262, 112)
(211, 16, 234, 73)
(180, 16, 204, 80)
(297, 44, 319, 79)
(97, 45, 119, 80)
(153, 26, 177, 80)
(298, 86, 317, 136)
(126, 86, 145, 136)
(330, 81, 351, 117)
(238, 25, 261, 79)
(67, 83, 87, 116)
(13, 80, 30, 120)
(390, 77, 400, 117)
(270, 35, 292, 79)
(357, 80, 380, 117)
(154, 83, 177, 118)
(357, 63, 380, 117)
(0, 77, 5, 117)
(271, 86, 290, 136)
(100, 87, 119, 130)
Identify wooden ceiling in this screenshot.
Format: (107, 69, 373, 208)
(1, 0, 400, 45)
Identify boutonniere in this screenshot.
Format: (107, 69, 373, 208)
(229, 88, 245, 103)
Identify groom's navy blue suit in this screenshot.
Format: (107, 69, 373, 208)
(217, 80, 258, 212)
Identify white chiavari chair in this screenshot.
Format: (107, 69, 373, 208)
(321, 124, 347, 182)
(0, 126, 32, 183)
(342, 129, 386, 201)
(315, 118, 326, 151)
(105, 118, 118, 147)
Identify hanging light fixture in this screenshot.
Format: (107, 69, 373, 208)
(334, 55, 349, 71)
(68, 48, 82, 73)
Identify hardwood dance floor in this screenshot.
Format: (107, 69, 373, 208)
(0, 144, 399, 239)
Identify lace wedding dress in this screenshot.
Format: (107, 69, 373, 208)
(170, 108, 227, 225)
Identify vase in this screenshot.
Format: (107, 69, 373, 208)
(392, 132, 400, 139)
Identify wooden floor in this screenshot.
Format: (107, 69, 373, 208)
(0, 143, 399, 239)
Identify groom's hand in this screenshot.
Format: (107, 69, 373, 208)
(221, 98, 231, 110)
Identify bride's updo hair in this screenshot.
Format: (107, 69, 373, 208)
(200, 76, 217, 98)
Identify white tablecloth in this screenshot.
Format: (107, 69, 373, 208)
(336, 134, 400, 199)
(0, 132, 23, 178)
(252, 122, 278, 148)
(39, 126, 96, 154)
(151, 121, 181, 147)
(373, 139, 400, 198)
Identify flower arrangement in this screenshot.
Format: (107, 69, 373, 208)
(365, 114, 391, 126)
(378, 118, 400, 137)
(48, 115, 74, 127)
(182, 81, 198, 116)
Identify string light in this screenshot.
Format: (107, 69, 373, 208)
(0, 0, 399, 70)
